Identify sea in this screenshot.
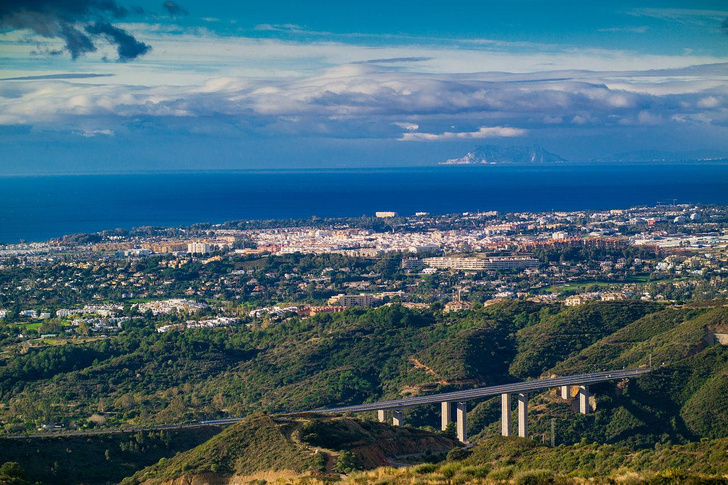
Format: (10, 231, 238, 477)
(2, 163, 728, 244)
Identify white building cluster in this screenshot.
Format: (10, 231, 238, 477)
(423, 256, 539, 271)
(248, 306, 299, 319)
(244, 227, 521, 256)
(135, 299, 208, 315)
(156, 317, 238, 333)
(57, 304, 122, 318)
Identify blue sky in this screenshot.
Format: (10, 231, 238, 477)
(1, 0, 728, 173)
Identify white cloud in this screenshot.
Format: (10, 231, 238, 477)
(393, 122, 419, 131)
(400, 126, 527, 141)
(598, 26, 649, 33)
(697, 96, 721, 108)
(3, 24, 728, 88)
(1, 47, 726, 143)
(253, 24, 308, 33)
(629, 8, 728, 22)
(74, 129, 114, 137)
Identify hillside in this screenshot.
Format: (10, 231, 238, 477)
(0, 427, 222, 485)
(3, 301, 727, 441)
(470, 306, 728, 447)
(123, 414, 458, 484)
(4, 301, 728, 483)
(130, 434, 728, 485)
(339, 437, 728, 484)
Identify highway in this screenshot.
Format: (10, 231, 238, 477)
(1, 420, 237, 440)
(2, 368, 650, 439)
(303, 368, 651, 414)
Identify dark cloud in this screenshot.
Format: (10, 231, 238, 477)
(86, 22, 150, 61)
(0, 0, 150, 61)
(162, 1, 187, 16)
(721, 18, 728, 36)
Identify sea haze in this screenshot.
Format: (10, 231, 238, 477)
(1, 164, 728, 243)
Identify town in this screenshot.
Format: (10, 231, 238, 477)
(1, 204, 727, 339)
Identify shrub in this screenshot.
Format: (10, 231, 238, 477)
(439, 462, 462, 480)
(447, 447, 471, 461)
(514, 469, 556, 485)
(412, 463, 437, 475)
(334, 450, 363, 474)
(458, 464, 491, 478)
(488, 466, 515, 480)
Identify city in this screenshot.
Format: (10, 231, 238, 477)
(2, 204, 727, 336)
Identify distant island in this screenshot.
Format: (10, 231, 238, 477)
(441, 145, 728, 165)
(440, 145, 567, 165)
(591, 149, 728, 163)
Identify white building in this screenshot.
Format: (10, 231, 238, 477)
(328, 293, 378, 307)
(424, 257, 487, 270)
(423, 256, 539, 271)
(123, 248, 152, 257)
(187, 242, 213, 254)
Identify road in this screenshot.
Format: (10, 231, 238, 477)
(303, 368, 651, 414)
(1, 419, 242, 440)
(2, 368, 649, 439)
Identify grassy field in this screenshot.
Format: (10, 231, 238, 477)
(539, 275, 655, 294)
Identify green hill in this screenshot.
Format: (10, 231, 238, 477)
(510, 301, 661, 377)
(485, 306, 728, 447)
(5, 300, 728, 483)
(0, 427, 222, 485)
(340, 437, 728, 484)
(123, 414, 458, 484)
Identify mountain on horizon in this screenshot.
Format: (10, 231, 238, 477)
(440, 145, 567, 165)
(590, 149, 728, 163)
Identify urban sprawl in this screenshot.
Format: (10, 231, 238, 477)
(1, 204, 728, 340)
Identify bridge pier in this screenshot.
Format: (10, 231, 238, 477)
(501, 393, 512, 436)
(518, 393, 528, 438)
(392, 410, 403, 426)
(377, 410, 386, 423)
(560, 385, 570, 400)
(441, 402, 452, 431)
(579, 385, 590, 414)
(456, 402, 467, 443)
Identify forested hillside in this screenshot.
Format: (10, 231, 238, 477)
(3, 300, 728, 483)
(2, 300, 728, 445)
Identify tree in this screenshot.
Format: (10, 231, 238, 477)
(77, 321, 91, 336)
(333, 450, 362, 473)
(0, 462, 30, 485)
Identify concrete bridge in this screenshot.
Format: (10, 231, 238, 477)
(307, 368, 651, 443)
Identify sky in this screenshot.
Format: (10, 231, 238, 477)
(1, 0, 728, 174)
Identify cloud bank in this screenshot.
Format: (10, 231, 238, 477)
(401, 126, 527, 141)
(1, 62, 726, 144)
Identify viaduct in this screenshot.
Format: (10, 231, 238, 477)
(306, 368, 651, 443)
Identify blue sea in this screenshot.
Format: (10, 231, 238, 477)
(2, 164, 728, 243)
